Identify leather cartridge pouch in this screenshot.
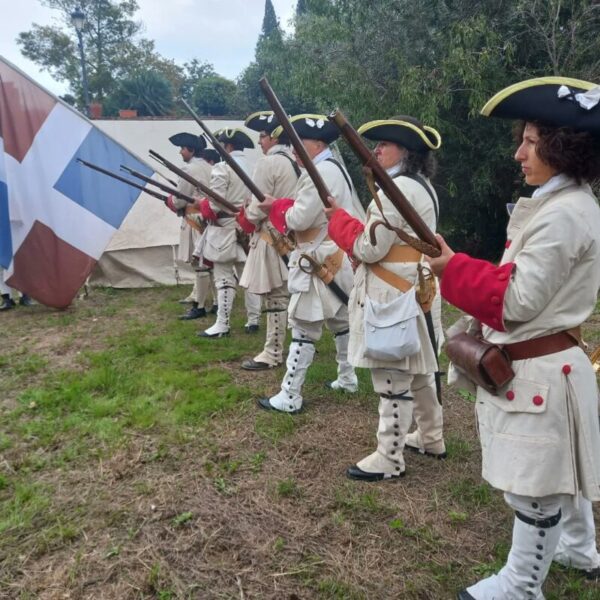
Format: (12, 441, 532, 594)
(446, 332, 515, 395)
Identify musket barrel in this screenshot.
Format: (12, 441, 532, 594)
(149, 149, 238, 214)
(180, 98, 266, 203)
(120, 165, 195, 205)
(259, 77, 332, 208)
(77, 159, 168, 202)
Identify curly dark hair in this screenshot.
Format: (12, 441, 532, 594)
(514, 120, 600, 184)
(404, 151, 437, 179)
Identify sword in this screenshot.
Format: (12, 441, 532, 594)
(298, 253, 349, 306)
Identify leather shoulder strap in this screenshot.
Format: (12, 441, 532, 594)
(400, 173, 439, 227)
(274, 151, 301, 178)
(325, 157, 353, 193)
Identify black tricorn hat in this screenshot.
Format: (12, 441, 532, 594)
(481, 76, 600, 135)
(272, 114, 340, 144)
(245, 110, 280, 134)
(215, 128, 255, 150)
(202, 148, 221, 164)
(357, 117, 441, 153)
(168, 132, 207, 152)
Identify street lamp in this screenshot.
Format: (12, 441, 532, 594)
(71, 7, 90, 117)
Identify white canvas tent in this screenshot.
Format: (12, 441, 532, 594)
(88, 118, 259, 288)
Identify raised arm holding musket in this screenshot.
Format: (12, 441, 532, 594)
(325, 116, 446, 482)
(256, 114, 359, 414)
(198, 129, 261, 338)
(237, 111, 300, 371)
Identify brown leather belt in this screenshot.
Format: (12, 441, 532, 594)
(295, 227, 329, 244)
(503, 327, 581, 361)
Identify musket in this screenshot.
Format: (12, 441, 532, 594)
(259, 76, 332, 208)
(180, 98, 266, 202)
(148, 156, 178, 187)
(120, 164, 196, 205)
(148, 149, 238, 215)
(77, 158, 168, 202)
(298, 253, 349, 305)
(328, 109, 441, 258)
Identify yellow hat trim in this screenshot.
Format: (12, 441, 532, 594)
(357, 119, 441, 150)
(244, 110, 274, 127)
(271, 114, 329, 140)
(481, 76, 597, 116)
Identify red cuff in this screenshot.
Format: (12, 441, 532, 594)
(328, 208, 365, 256)
(166, 195, 178, 213)
(440, 253, 514, 332)
(269, 198, 295, 234)
(199, 198, 217, 221)
(236, 207, 256, 234)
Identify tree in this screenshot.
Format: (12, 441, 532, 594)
(261, 0, 282, 43)
(105, 70, 174, 116)
(239, 0, 600, 257)
(17, 0, 181, 110)
(192, 75, 239, 116)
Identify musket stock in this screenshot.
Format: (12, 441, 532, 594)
(328, 109, 441, 258)
(180, 98, 266, 202)
(77, 158, 168, 202)
(148, 149, 238, 214)
(259, 77, 332, 208)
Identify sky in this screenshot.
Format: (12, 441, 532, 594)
(0, 0, 297, 96)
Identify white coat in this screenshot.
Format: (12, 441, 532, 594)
(239, 145, 298, 294)
(478, 178, 600, 500)
(349, 175, 442, 372)
(203, 151, 249, 264)
(173, 157, 212, 262)
(287, 157, 355, 322)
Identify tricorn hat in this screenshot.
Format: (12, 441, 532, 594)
(168, 132, 207, 152)
(481, 76, 600, 135)
(215, 128, 255, 150)
(357, 117, 441, 153)
(272, 114, 340, 144)
(245, 110, 280, 134)
(202, 148, 221, 164)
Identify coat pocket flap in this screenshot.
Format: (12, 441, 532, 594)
(486, 377, 549, 414)
(364, 288, 419, 328)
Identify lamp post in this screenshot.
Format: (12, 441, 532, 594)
(71, 7, 90, 117)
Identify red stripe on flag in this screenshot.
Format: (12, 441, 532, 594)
(0, 60, 57, 162)
(6, 220, 95, 309)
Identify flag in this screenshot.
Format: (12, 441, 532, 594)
(0, 56, 154, 308)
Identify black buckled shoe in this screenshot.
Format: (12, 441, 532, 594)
(0, 296, 16, 311)
(179, 306, 207, 320)
(257, 398, 302, 414)
(19, 294, 34, 307)
(346, 465, 405, 482)
(404, 443, 447, 460)
(244, 324, 259, 334)
(457, 590, 476, 600)
(241, 359, 278, 371)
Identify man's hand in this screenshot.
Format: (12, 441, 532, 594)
(426, 234, 455, 277)
(324, 196, 340, 220)
(259, 194, 275, 213)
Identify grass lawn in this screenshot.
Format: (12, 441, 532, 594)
(0, 286, 598, 599)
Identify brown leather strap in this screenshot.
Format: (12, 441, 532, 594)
(259, 231, 274, 246)
(295, 227, 326, 243)
(503, 327, 581, 361)
(369, 263, 413, 293)
(382, 244, 422, 263)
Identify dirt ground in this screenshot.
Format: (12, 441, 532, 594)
(0, 288, 599, 600)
